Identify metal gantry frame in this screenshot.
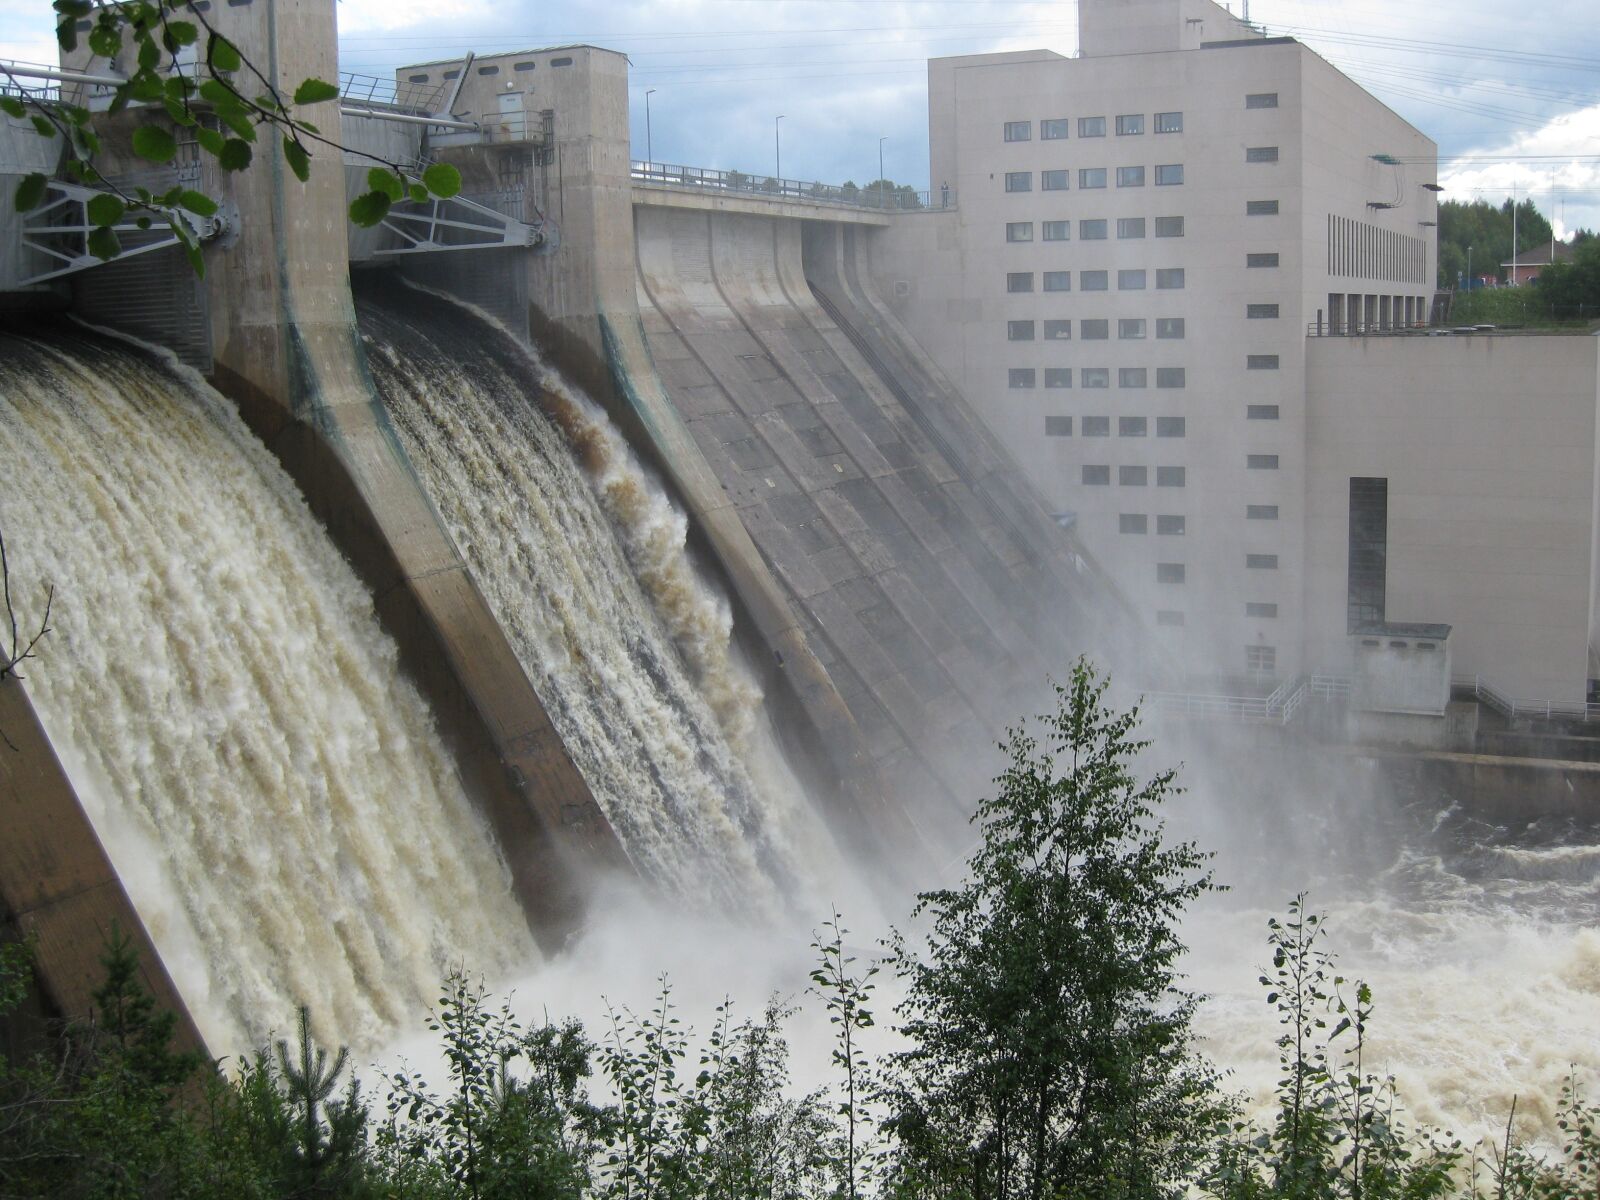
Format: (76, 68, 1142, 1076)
(18, 181, 228, 285)
(373, 192, 543, 256)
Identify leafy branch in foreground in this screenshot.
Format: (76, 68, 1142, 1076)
(3, 0, 462, 275)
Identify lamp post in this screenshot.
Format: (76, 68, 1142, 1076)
(1466, 244, 1472, 292)
(878, 135, 887, 208)
(645, 88, 656, 166)
(775, 114, 784, 187)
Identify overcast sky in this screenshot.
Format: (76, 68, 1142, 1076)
(3, 0, 1598, 235)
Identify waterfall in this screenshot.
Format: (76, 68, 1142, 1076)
(0, 327, 537, 1054)
(357, 287, 830, 912)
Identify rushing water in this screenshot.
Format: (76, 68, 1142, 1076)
(357, 286, 838, 913)
(0, 327, 537, 1054)
(1184, 759, 1600, 1148)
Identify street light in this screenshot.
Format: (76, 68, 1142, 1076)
(878, 135, 887, 208)
(775, 115, 784, 185)
(1466, 244, 1472, 292)
(645, 88, 656, 166)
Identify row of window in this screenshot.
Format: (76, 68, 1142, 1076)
(1119, 514, 1188, 535)
(1003, 113, 1184, 142)
(1154, 556, 1279, 585)
(1082, 466, 1187, 486)
(1004, 218, 1184, 242)
(1046, 415, 1187, 436)
(1010, 367, 1186, 389)
(1004, 164, 1185, 191)
(1005, 315, 1187, 339)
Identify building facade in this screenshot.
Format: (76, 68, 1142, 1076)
(872, 0, 1440, 687)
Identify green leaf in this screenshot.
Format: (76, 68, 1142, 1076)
(131, 124, 177, 163)
(14, 172, 48, 213)
(349, 190, 391, 227)
(198, 79, 233, 106)
(166, 20, 197, 45)
(283, 137, 310, 183)
(207, 33, 240, 72)
(195, 126, 225, 156)
(218, 138, 252, 171)
(217, 108, 256, 142)
(408, 182, 428, 203)
(422, 162, 461, 199)
(177, 189, 217, 217)
(129, 74, 165, 102)
(183, 237, 205, 278)
(87, 225, 120, 260)
(88, 23, 120, 58)
(367, 167, 403, 201)
(86, 192, 125, 227)
(292, 78, 340, 106)
(163, 98, 196, 127)
(30, 115, 55, 138)
(0, 97, 25, 119)
(138, 35, 159, 70)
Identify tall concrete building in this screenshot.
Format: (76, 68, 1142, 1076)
(873, 0, 1441, 687)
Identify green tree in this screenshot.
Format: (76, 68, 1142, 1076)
(884, 659, 1221, 1200)
(1534, 237, 1600, 318)
(1437, 198, 1554, 287)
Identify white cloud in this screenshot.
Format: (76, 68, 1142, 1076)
(1441, 103, 1600, 237)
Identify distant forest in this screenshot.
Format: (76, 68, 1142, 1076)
(1436, 197, 1592, 287)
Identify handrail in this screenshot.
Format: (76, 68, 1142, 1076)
(1452, 674, 1596, 722)
(630, 160, 948, 213)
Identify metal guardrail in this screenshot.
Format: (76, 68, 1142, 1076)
(1143, 672, 1353, 726)
(1452, 674, 1600, 723)
(339, 70, 444, 115)
(1306, 321, 1438, 337)
(630, 161, 948, 213)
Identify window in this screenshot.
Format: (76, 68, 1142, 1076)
(1155, 268, 1185, 289)
(1118, 318, 1146, 339)
(1083, 416, 1110, 436)
(1247, 504, 1279, 520)
(549, 56, 574, 66)
(1246, 602, 1278, 618)
(1155, 215, 1184, 237)
(1080, 219, 1108, 240)
(1118, 269, 1148, 290)
(1245, 645, 1277, 673)
(1116, 113, 1145, 135)
(1157, 562, 1185, 584)
(1119, 368, 1148, 388)
(1156, 317, 1185, 339)
(1116, 165, 1146, 187)
(1247, 252, 1280, 268)
(1041, 118, 1070, 140)
(1246, 199, 1280, 215)
(1119, 416, 1147, 437)
(1348, 476, 1389, 631)
(1008, 368, 1036, 388)
(408, 73, 430, 83)
(1045, 368, 1072, 388)
(1083, 465, 1111, 485)
(1155, 111, 1183, 133)
(1005, 171, 1032, 192)
(1155, 163, 1184, 185)
(1248, 454, 1279, 469)
(478, 65, 500, 75)
(1004, 120, 1032, 142)
(1007, 320, 1036, 341)
(1120, 465, 1148, 486)
(1006, 272, 1034, 293)
(1044, 271, 1072, 292)
(1157, 466, 1185, 486)
(1042, 169, 1069, 190)
(1245, 92, 1279, 108)
(1247, 355, 1280, 370)
(1120, 513, 1148, 534)
(1082, 367, 1110, 388)
(1246, 553, 1279, 569)
(1079, 116, 1106, 137)
(1043, 220, 1070, 241)
(1156, 416, 1185, 437)
(1081, 270, 1109, 291)
(1044, 319, 1072, 340)
(1156, 367, 1186, 388)
(1081, 319, 1108, 340)
(1247, 404, 1280, 419)
(1118, 217, 1146, 239)
(1156, 609, 1185, 626)
(1157, 515, 1185, 535)
(514, 61, 536, 72)
(443, 68, 461, 79)
(1045, 416, 1073, 435)
(1246, 146, 1279, 163)
(1247, 303, 1280, 319)
(1006, 222, 1034, 242)
(1079, 168, 1107, 189)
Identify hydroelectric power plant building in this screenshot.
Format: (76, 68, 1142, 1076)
(0, 0, 1597, 1053)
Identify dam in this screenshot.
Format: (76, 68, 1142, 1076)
(0, 0, 1595, 1149)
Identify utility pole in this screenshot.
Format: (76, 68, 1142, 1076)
(1467, 245, 1472, 292)
(1510, 183, 1518, 285)
(878, 135, 887, 208)
(645, 88, 656, 165)
(776, 114, 784, 185)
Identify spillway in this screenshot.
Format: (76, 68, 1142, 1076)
(357, 285, 830, 912)
(0, 326, 537, 1053)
